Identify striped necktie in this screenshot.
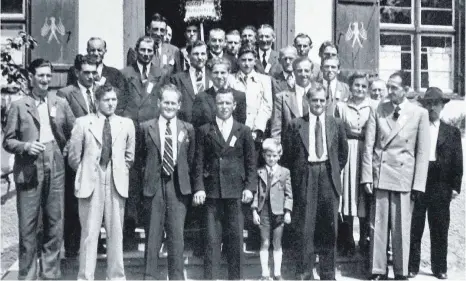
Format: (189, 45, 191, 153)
(162, 120, 175, 176)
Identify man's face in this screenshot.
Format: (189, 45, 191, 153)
(158, 90, 181, 120)
(137, 41, 155, 64)
(211, 64, 230, 89)
(148, 21, 167, 43)
(238, 52, 256, 74)
(189, 45, 207, 70)
(87, 39, 106, 64)
(370, 80, 387, 100)
(76, 63, 97, 88)
(321, 58, 339, 81)
(294, 37, 311, 57)
(321, 46, 338, 60)
(258, 27, 274, 51)
(226, 34, 241, 56)
(97, 90, 118, 116)
(307, 89, 327, 116)
(294, 60, 313, 87)
(185, 25, 199, 44)
(386, 76, 406, 105)
(208, 31, 226, 55)
(241, 28, 256, 45)
(350, 78, 369, 100)
(216, 93, 236, 120)
(165, 26, 172, 43)
(280, 51, 297, 73)
(422, 100, 444, 122)
(29, 66, 52, 94)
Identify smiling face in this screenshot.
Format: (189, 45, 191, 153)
(370, 80, 387, 100)
(241, 28, 256, 45)
(386, 75, 406, 105)
(258, 27, 274, 51)
(189, 44, 208, 70)
(321, 58, 340, 82)
(211, 63, 230, 89)
(208, 30, 226, 55)
(158, 89, 181, 120)
(307, 88, 327, 116)
(215, 92, 236, 120)
(29, 66, 52, 96)
(350, 77, 369, 101)
(294, 60, 313, 87)
(263, 149, 281, 167)
(87, 39, 106, 64)
(148, 20, 167, 44)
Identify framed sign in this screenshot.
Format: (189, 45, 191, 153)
(181, 0, 221, 22)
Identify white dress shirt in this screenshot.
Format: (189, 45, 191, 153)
(137, 61, 151, 80)
(265, 164, 277, 176)
(77, 82, 94, 113)
(158, 115, 177, 163)
(216, 116, 234, 141)
(295, 84, 311, 117)
(429, 120, 440, 161)
(259, 49, 271, 64)
(189, 66, 206, 94)
(35, 97, 55, 143)
(308, 112, 328, 162)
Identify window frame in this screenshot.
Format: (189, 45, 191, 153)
(1, 0, 30, 68)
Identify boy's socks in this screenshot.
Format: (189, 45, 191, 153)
(260, 249, 270, 277)
(273, 248, 283, 277)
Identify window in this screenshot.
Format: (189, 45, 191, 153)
(1, 0, 27, 66)
(379, 0, 458, 94)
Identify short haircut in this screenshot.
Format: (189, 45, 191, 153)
(87, 37, 107, 49)
(292, 56, 314, 71)
(258, 24, 275, 37)
(370, 78, 386, 88)
(186, 23, 198, 29)
(293, 33, 312, 46)
(226, 29, 240, 36)
(28, 58, 53, 74)
(159, 84, 182, 102)
(237, 44, 257, 59)
(74, 54, 97, 71)
(318, 41, 338, 58)
(186, 40, 207, 54)
(135, 36, 156, 51)
(209, 57, 231, 72)
(94, 84, 115, 101)
(348, 71, 369, 88)
(241, 25, 257, 35)
(150, 13, 167, 25)
(215, 87, 235, 100)
(279, 45, 298, 59)
(305, 82, 326, 100)
(209, 28, 225, 39)
(389, 71, 409, 88)
(321, 56, 340, 68)
(262, 138, 282, 155)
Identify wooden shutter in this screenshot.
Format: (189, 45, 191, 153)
(274, 0, 295, 50)
(335, 0, 380, 77)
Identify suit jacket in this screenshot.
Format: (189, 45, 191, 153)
(127, 43, 181, 77)
(169, 70, 211, 123)
(206, 51, 239, 73)
(251, 165, 293, 214)
(139, 118, 195, 197)
(67, 114, 135, 198)
(3, 93, 76, 187)
(194, 120, 256, 199)
(282, 114, 348, 197)
(324, 79, 351, 116)
(191, 87, 247, 128)
(360, 100, 430, 193)
(255, 49, 282, 77)
(272, 72, 293, 96)
(121, 63, 164, 123)
(271, 89, 308, 142)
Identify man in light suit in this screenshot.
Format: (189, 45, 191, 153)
(361, 72, 430, 280)
(271, 46, 298, 96)
(68, 84, 135, 280)
(321, 57, 350, 116)
(169, 40, 210, 123)
(140, 84, 195, 280)
(3, 59, 76, 280)
(282, 83, 348, 280)
(408, 87, 463, 280)
(255, 24, 282, 77)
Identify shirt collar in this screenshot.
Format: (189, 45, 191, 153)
(392, 98, 408, 110)
(282, 71, 294, 80)
(137, 61, 151, 75)
(159, 115, 177, 126)
(210, 51, 223, 58)
(32, 95, 47, 106)
(259, 48, 270, 58)
(347, 97, 371, 110)
(96, 64, 104, 76)
(77, 81, 92, 93)
(96, 111, 116, 120)
(430, 119, 440, 127)
(239, 70, 257, 81)
(189, 66, 205, 75)
(295, 83, 311, 95)
(308, 111, 325, 122)
(266, 164, 278, 174)
(216, 116, 233, 127)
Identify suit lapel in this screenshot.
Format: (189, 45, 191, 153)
(209, 123, 227, 149)
(47, 93, 59, 135)
(88, 116, 102, 145)
(225, 121, 241, 147)
(110, 117, 124, 145)
(24, 96, 40, 128)
(436, 121, 447, 152)
(258, 167, 268, 186)
(181, 72, 196, 100)
(70, 84, 89, 114)
(325, 116, 336, 151)
(298, 116, 310, 155)
(385, 103, 414, 146)
(176, 119, 187, 156)
(285, 91, 301, 118)
(270, 165, 282, 186)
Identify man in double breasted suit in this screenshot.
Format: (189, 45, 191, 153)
(282, 83, 348, 280)
(68, 85, 135, 280)
(139, 84, 195, 280)
(361, 72, 430, 280)
(3, 59, 75, 280)
(408, 87, 463, 280)
(193, 89, 256, 280)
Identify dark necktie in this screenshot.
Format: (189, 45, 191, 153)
(315, 116, 324, 158)
(142, 64, 148, 81)
(86, 89, 96, 113)
(100, 117, 112, 167)
(242, 74, 248, 86)
(162, 120, 175, 176)
(326, 82, 333, 101)
(393, 105, 401, 120)
(195, 70, 204, 92)
(262, 52, 267, 68)
(266, 169, 273, 192)
(286, 73, 295, 89)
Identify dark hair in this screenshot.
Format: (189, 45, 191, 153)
(94, 84, 115, 101)
(348, 71, 368, 88)
(318, 41, 338, 58)
(150, 13, 167, 25)
(389, 71, 409, 88)
(158, 84, 182, 102)
(74, 54, 97, 70)
(241, 25, 257, 36)
(28, 58, 53, 74)
(87, 37, 107, 49)
(293, 33, 312, 46)
(292, 56, 314, 71)
(135, 36, 156, 51)
(305, 82, 326, 99)
(237, 44, 257, 59)
(209, 57, 232, 72)
(216, 88, 235, 100)
(258, 24, 275, 36)
(321, 56, 340, 68)
(186, 40, 207, 54)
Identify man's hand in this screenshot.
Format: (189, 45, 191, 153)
(242, 190, 253, 203)
(25, 141, 46, 155)
(193, 190, 206, 206)
(284, 211, 291, 224)
(252, 210, 260, 225)
(363, 183, 373, 195)
(452, 190, 459, 200)
(411, 190, 423, 202)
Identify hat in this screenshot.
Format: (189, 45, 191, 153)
(418, 87, 450, 104)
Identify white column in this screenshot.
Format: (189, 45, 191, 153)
(78, 0, 124, 69)
(294, 0, 334, 63)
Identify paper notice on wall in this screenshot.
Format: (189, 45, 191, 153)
(184, 0, 219, 22)
(379, 45, 402, 82)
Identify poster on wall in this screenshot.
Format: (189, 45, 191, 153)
(181, 0, 221, 40)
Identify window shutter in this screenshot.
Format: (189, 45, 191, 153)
(335, 0, 380, 77)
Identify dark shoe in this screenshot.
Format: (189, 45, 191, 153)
(434, 273, 448, 279)
(407, 272, 418, 278)
(296, 272, 314, 280)
(97, 242, 106, 254)
(394, 275, 408, 280)
(369, 274, 387, 280)
(273, 275, 283, 280)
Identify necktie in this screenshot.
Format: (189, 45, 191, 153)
(86, 89, 96, 113)
(100, 117, 112, 167)
(142, 64, 148, 81)
(315, 116, 324, 158)
(221, 121, 228, 141)
(286, 73, 295, 89)
(242, 74, 248, 86)
(267, 169, 273, 190)
(262, 52, 267, 68)
(162, 120, 175, 176)
(155, 43, 160, 58)
(326, 82, 333, 101)
(393, 105, 401, 120)
(195, 70, 204, 92)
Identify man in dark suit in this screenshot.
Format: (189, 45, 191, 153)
(241, 25, 257, 48)
(180, 24, 200, 71)
(169, 40, 210, 123)
(193, 89, 256, 280)
(3, 59, 76, 280)
(408, 87, 463, 280)
(121, 35, 165, 246)
(66, 37, 127, 114)
(272, 46, 298, 96)
(225, 30, 241, 59)
(206, 28, 238, 73)
(127, 13, 181, 78)
(282, 83, 348, 280)
(255, 24, 282, 76)
(139, 84, 195, 280)
(191, 57, 247, 128)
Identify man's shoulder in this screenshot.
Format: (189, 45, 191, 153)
(171, 70, 189, 80)
(121, 64, 137, 77)
(140, 118, 158, 129)
(164, 43, 180, 53)
(57, 84, 77, 95)
(179, 119, 194, 130)
(75, 114, 95, 125)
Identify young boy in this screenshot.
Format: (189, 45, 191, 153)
(252, 138, 293, 280)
